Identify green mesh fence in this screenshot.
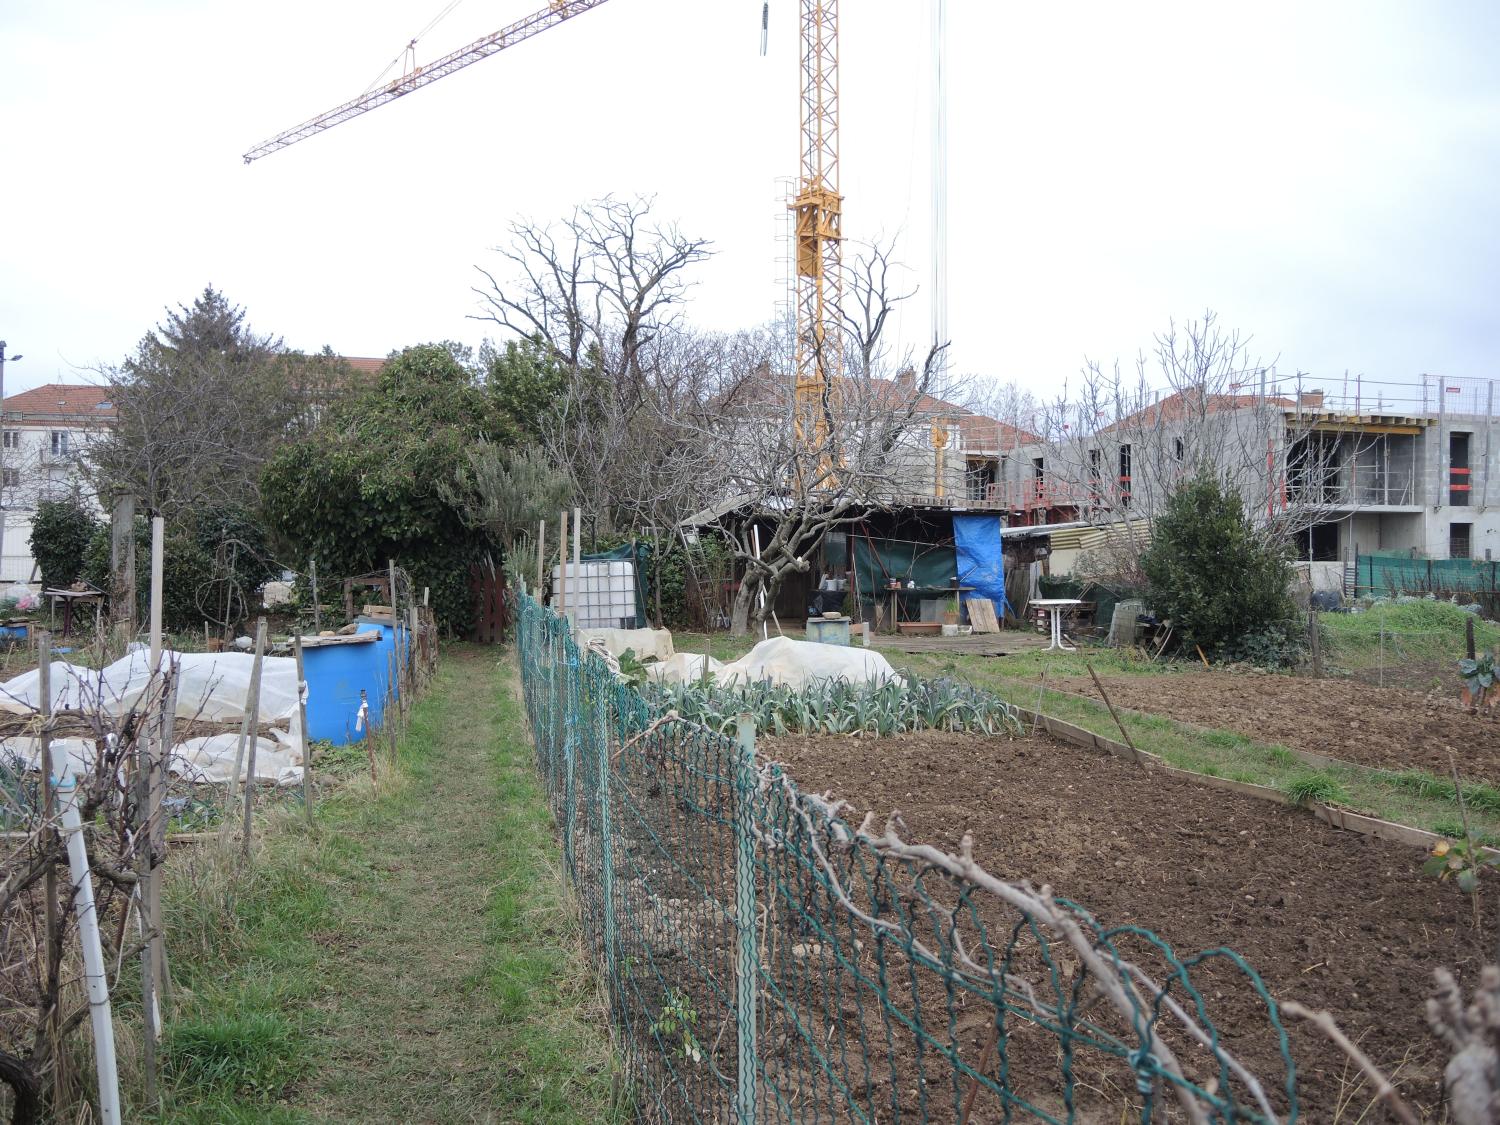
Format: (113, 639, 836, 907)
(515, 592, 1301, 1122)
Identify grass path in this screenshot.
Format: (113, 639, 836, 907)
(157, 645, 617, 1124)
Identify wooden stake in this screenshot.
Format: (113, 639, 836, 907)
(1308, 609, 1323, 678)
(144, 516, 167, 1036)
(536, 519, 546, 598)
(294, 634, 312, 827)
(239, 618, 268, 859)
(572, 505, 582, 628)
(310, 558, 321, 633)
(1467, 614, 1477, 660)
(958, 1022, 1000, 1125)
(1086, 662, 1140, 757)
(1195, 643, 1210, 669)
(557, 509, 569, 622)
(38, 632, 64, 1106)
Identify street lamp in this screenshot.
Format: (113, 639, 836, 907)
(0, 342, 22, 585)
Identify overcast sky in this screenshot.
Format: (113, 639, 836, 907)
(3, 1, 1498, 404)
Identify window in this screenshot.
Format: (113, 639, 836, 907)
(1451, 522, 1473, 560)
(1174, 437, 1185, 462)
(1450, 431, 1472, 506)
(1, 431, 17, 450)
(49, 431, 69, 457)
(1031, 456, 1045, 502)
(1118, 444, 1133, 506)
(0, 469, 17, 489)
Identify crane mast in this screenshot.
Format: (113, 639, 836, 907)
(242, 0, 615, 163)
(790, 0, 842, 457)
(245, 1, 849, 473)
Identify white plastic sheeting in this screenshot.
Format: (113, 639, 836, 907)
(0, 649, 304, 786)
(643, 652, 724, 684)
(717, 637, 902, 690)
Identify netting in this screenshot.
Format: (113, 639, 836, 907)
(515, 592, 1302, 1122)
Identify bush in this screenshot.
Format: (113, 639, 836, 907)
(29, 498, 102, 590)
(1141, 472, 1301, 665)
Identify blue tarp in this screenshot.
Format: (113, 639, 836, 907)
(953, 514, 1008, 618)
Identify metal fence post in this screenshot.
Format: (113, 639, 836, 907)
(733, 713, 759, 1125)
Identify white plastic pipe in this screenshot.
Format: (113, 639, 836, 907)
(49, 749, 121, 1124)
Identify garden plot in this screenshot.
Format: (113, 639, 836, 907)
(761, 727, 1489, 1121)
(1048, 670, 1500, 780)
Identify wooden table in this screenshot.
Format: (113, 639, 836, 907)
(878, 585, 974, 634)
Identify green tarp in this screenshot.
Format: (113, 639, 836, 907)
(826, 532, 957, 606)
(581, 542, 650, 628)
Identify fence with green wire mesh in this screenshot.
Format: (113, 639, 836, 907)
(515, 590, 1302, 1122)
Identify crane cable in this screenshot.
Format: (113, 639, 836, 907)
(361, 0, 467, 95)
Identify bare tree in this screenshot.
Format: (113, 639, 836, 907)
(471, 196, 713, 540)
(1024, 312, 1372, 581)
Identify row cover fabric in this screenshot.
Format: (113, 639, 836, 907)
(643, 652, 723, 684)
(0, 648, 304, 786)
(717, 637, 901, 690)
(952, 514, 1009, 618)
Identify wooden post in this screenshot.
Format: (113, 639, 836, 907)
(1466, 615, 1477, 661)
(309, 558, 321, 633)
(239, 618, 268, 858)
(38, 631, 63, 1104)
(144, 516, 167, 1017)
(1309, 608, 1323, 678)
(572, 506, 582, 623)
(407, 602, 420, 694)
(557, 509, 569, 621)
(387, 560, 406, 716)
(536, 519, 546, 597)
(295, 634, 312, 827)
(1086, 663, 1140, 757)
(109, 496, 136, 649)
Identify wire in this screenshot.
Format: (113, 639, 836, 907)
(361, 0, 467, 94)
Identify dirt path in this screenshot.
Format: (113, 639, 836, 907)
(299, 646, 615, 1123)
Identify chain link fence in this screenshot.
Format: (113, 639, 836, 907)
(515, 591, 1301, 1122)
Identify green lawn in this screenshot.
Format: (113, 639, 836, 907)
(150, 646, 620, 1124)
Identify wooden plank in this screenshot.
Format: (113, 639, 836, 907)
(967, 597, 1000, 634)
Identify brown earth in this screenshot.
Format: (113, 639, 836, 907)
(1050, 670, 1500, 780)
(762, 728, 1489, 1122)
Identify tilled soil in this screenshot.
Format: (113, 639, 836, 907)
(762, 728, 1489, 1122)
(1050, 670, 1500, 780)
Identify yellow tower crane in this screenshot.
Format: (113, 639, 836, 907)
(244, 0, 843, 465)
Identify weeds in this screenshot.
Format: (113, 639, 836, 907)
(1282, 771, 1349, 806)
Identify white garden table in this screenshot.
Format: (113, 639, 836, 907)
(1031, 598, 1083, 651)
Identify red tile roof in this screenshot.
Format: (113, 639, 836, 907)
(342, 357, 386, 377)
(3, 383, 116, 420)
(872, 380, 1044, 450)
(1101, 388, 1294, 433)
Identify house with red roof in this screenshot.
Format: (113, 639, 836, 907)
(0, 384, 117, 583)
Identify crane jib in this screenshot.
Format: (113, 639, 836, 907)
(241, 0, 616, 163)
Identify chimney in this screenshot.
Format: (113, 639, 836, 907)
(1299, 390, 1324, 409)
(896, 365, 916, 390)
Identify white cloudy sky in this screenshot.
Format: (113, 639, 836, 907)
(3, 1, 1497, 403)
